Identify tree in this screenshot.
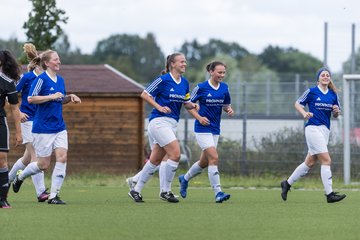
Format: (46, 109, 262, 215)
(0, 37, 23, 58)
(93, 33, 164, 83)
(23, 0, 68, 50)
(258, 45, 322, 75)
(178, 39, 250, 83)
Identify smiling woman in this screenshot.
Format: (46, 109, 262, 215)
(12, 50, 82, 205)
(281, 67, 345, 204)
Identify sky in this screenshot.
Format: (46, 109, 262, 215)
(1, 0, 360, 72)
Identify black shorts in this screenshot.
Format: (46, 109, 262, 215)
(0, 117, 9, 152)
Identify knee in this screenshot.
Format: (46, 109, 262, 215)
(57, 153, 68, 164)
(38, 161, 50, 170)
(168, 153, 180, 162)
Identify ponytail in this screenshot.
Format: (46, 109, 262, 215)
(161, 52, 184, 75)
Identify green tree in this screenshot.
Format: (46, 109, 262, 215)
(93, 33, 164, 83)
(23, 0, 68, 50)
(0, 37, 23, 58)
(258, 45, 322, 75)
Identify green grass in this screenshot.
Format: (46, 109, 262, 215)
(3, 174, 360, 240)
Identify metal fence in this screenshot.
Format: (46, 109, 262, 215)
(141, 72, 360, 179)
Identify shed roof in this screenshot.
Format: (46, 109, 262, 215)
(23, 64, 144, 95)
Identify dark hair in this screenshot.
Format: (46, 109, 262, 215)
(0, 50, 21, 81)
(23, 43, 41, 71)
(206, 61, 226, 72)
(161, 52, 184, 75)
(40, 50, 57, 70)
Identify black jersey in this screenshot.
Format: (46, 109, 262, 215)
(0, 72, 18, 117)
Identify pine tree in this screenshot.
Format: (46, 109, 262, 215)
(23, 0, 68, 50)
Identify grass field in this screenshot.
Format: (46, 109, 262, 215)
(2, 174, 360, 240)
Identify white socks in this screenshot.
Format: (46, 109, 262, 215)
(321, 165, 333, 195)
(159, 161, 166, 192)
(162, 159, 179, 192)
(287, 162, 310, 185)
(208, 165, 221, 195)
(31, 171, 46, 196)
(134, 161, 157, 193)
(19, 162, 42, 180)
(184, 161, 203, 181)
(50, 162, 67, 199)
(8, 158, 26, 182)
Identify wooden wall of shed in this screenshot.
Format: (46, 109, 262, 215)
(6, 96, 145, 174)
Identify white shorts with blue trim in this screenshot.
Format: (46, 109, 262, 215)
(195, 133, 219, 150)
(148, 117, 177, 148)
(33, 130, 68, 157)
(305, 125, 329, 155)
(21, 121, 34, 144)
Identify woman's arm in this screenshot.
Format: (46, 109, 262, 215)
(28, 92, 63, 104)
(140, 91, 171, 114)
(63, 94, 81, 104)
(295, 102, 313, 119)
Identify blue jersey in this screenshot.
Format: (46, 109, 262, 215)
(145, 73, 191, 122)
(29, 71, 67, 133)
(191, 80, 231, 134)
(16, 71, 38, 120)
(297, 86, 340, 130)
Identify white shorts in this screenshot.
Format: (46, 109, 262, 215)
(148, 117, 177, 148)
(33, 130, 68, 157)
(305, 125, 329, 155)
(21, 121, 34, 144)
(195, 133, 219, 150)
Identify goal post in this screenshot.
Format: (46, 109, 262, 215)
(343, 74, 360, 184)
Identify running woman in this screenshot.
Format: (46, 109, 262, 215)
(0, 50, 22, 208)
(12, 50, 81, 205)
(8, 43, 49, 202)
(128, 52, 208, 203)
(178, 61, 234, 203)
(281, 67, 346, 203)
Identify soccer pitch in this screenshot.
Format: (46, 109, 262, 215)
(3, 181, 360, 240)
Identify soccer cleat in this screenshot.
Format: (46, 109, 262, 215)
(215, 191, 231, 203)
(128, 190, 144, 203)
(48, 195, 66, 205)
(37, 189, 50, 202)
(160, 191, 179, 203)
(12, 170, 24, 193)
(126, 177, 136, 191)
(280, 180, 291, 201)
(178, 174, 188, 198)
(326, 192, 346, 203)
(0, 198, 12, 209)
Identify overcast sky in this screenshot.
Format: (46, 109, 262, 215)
(2, 0, 360, 72)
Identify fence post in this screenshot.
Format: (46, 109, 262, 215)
(266, 75, 271, 116)
(241, 83, 249, 175)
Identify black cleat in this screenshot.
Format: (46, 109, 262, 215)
(160, 191, 179, 203)
(281, 180, 291, 201)
(48, 195, 66, 205)
(0, 198, 11, 208)
(128, 190, 144, 203)
(326, 192, 346, 203)
(12, 171, 24, 193)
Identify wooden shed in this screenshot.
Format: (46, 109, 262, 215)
(7, 64, 145, 174)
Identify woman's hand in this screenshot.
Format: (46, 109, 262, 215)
(303, 112, 313, 119)
(20, 112, 29, 123)
(157, 106, 171, 114)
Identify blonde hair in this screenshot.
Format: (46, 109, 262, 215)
(161, 52, 184, 75)
(23, 43, 41, 72)
(40, 50, 57, 70)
